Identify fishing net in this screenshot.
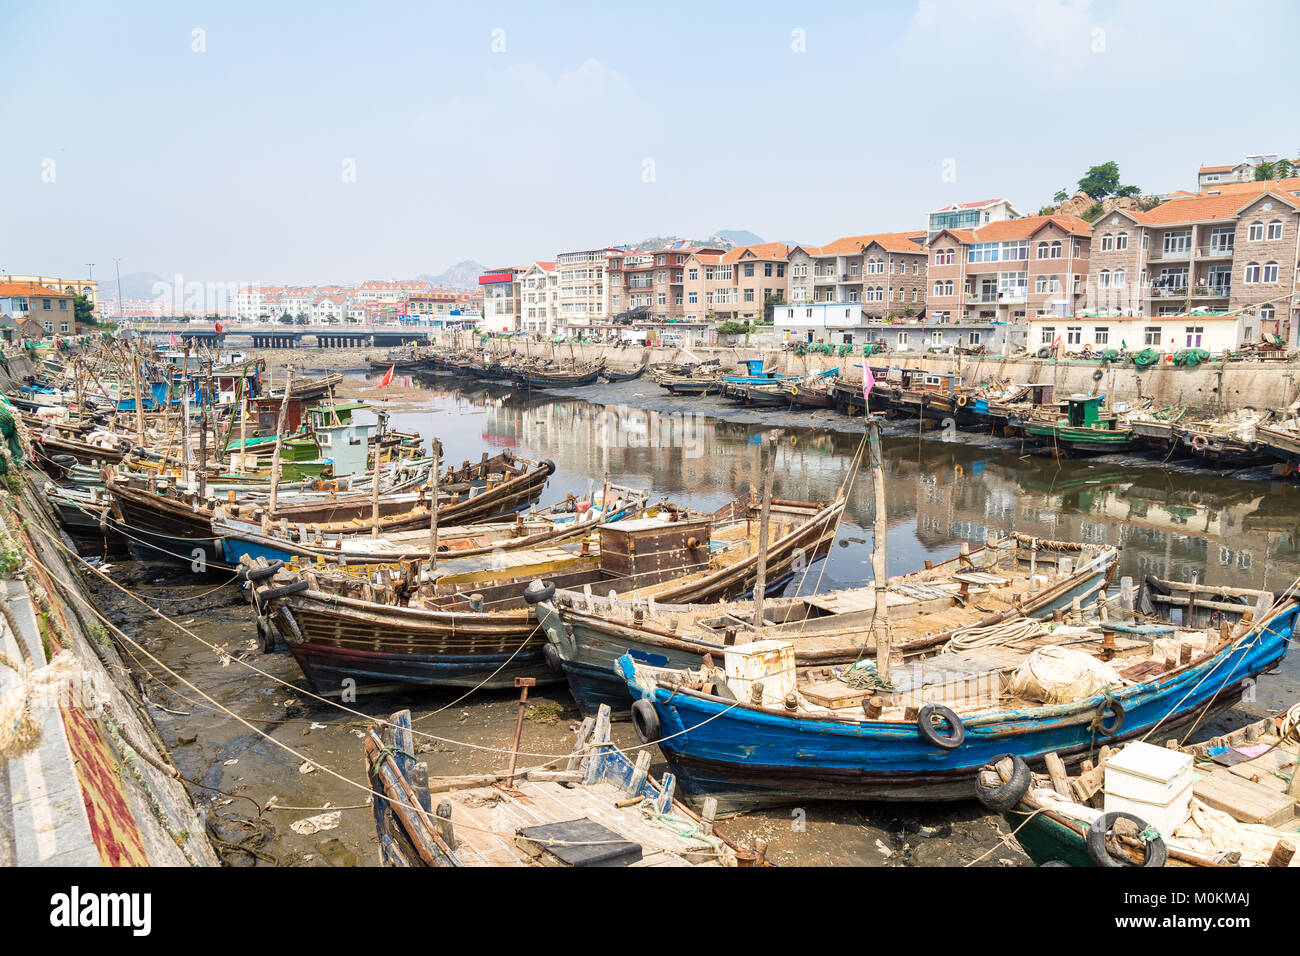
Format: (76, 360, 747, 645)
(1173, 348, 1210, 367)
(1132, 348, 1162, 369)
(1008, 645, 1122, 704)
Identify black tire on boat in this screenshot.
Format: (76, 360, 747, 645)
(240, 559, 285, 582)
(1086, 811, 1167, 868)
(262, 579, 309, 601)
(917, 703, 965, 749)
(631, 698, 660, 744)
(256, 614, 277, 654)
(541, 642, 563, 673)
(710, 679, 737, 701)
(523, 580, 556, 605)
(974, 754, 1032, 811)
(1097, 697, 1125, 735)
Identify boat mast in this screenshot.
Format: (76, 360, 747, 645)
(370, 410, 388, 539)
(868, 417, 891, 679)
(752, 432, 777, 636)
(427, 436, 440, 570)
(267, 368, 294, 514)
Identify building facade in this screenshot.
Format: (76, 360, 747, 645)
(478, 267, 523, 333)
(518, 261, 559, 335)
(555, 249, 610, 331)
(926, 199, 1021, 242)
(786, 232, 927, 320)
(926, 214, 1092, 326)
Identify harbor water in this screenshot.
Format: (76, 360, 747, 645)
(88, 368, 1300, 867)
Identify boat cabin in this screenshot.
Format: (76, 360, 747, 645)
(1064, 394, 1119, 430)
(308, 402, 374, 478)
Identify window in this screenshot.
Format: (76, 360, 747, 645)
(1144, 326, 1161, 346)
(1261, 305, 1275, 325)
(1066, 327, 1082, 345)
(1100, 234, 1114, 251)
(1244, 262, 1261, 283)
(1049, 240, 1062, 259)
(1036, 241, 1050, 259)
(969, 331, 981, 346)
(1115, 233, 1128, 250)
(1094, 326, 1109, 344)
(1098, 269, 1110, 288)
(1248, 222, 1265, 241)
(1263, 261, 1279, 282)
(968, 242, 1000, 263)
(1162, 230, 1191, 255)
(1113, 269, 1125, 288)
(897, 331, 909, 346)
(1267, 220, 1283, 240)
(932, 331, 943, 346)
(743, 288, 754, 302)
(776, 264, 785, 278)
(744, 263, 754, 277)
(935, 248, 955, 266)
(1185, 326, 1203, 348)
(1040, 326, 1056, 345)
(687, 268, 698, 281)
(687, 291, 698, 304)
(1209, 226, 1234, 253)
(764, 263, 772, 276)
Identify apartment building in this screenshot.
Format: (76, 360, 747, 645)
(518, 261, 559, 335)
(478, 267, 523, 333)
(1196, 154, 1280, 191)
(1086, 178, 1300, 340)
(786, 232, 928, 319)
(355, 280, 431, 305)
(607, 245, 725, 323)
(2, 274, 98, 314)
(926, 199, 1021, 242)
(555, 248, 611, 331)
(715, 243, 790, 323)
(926, 214, 1092, 326)
(0, 282, 76, 335)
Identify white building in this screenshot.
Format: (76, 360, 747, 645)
(518, 261, 559, 335)
(556, 248, 611, 331)
(1025, 313, 1251, 356)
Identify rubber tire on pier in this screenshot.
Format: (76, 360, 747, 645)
(1091, 369, 1105, 382)
(631, 698, 660, 744)
(256, 614, 277, 654)
(523, 580, 556, 605)
(974, 754, 1032, 812)
(1096, 697, 1125, 735)
(1037, 347, 1052, 359)
(239, 559, 285, 582)
(1086, 811, 1167, 867)
(917, 703, 965, 749)
(262, 579, 309, 601)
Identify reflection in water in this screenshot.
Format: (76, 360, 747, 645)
(384, 377, 1300, 599)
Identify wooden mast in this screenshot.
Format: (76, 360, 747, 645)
(868, 417, 891, 679)
(371, 411, 389, 539)
(751, 433, 777, 636)
(267, 368, 294, 514)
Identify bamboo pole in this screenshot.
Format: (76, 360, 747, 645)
(427, 437, 440, 570)
(752, 434, 777, 636)
(868, 418, 891, 679)
(267, 369, 295, 514)
(130, 345, 146, 445)
(371, 411, 389, 539)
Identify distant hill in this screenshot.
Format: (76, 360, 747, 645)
(711, 229, 765, 246)
(98, 271, 166, 301)
(415, 260, 485, 289)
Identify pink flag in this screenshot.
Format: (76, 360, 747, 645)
(862, 362, 875, 401)
(170, 333, 178, 347)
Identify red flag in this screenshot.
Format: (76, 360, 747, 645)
(1052, 335, 1061, 350)
(379, 364, 395, 388)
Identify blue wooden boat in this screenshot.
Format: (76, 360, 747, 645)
(536, 535, 1117, 718)
(614, 580, 1297, 812)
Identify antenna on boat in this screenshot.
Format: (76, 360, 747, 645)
(867, 416, 892, 680)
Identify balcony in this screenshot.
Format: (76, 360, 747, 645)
(1191, 284, 1231, 299)
(1147, 247, 1192, 262)
(1197, 245, 1235, 258)
(1147, 286, 1188, 299)
(966, 292, 1026, 304)
(813, 273, 839, 284)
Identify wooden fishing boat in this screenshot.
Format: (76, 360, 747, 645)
(1024, 394, 1140, 455)
(510, 361, 604, 389)
(29, 428, 130, 472)
(979, 705, 1299, 867)
(241, 495, 844, 693)
(657, 372, 723, 396)
(216, 483, 653, 566)
(536, 534, 1119, 717)
(1126, 406, 1189, 457)
(368, 351, 425, 372)
(271, 371, 344, 401)
(781, 379, 835, 409)
(601, 362, 649, 383)
(615, 577, 1296, 812)
(365, 706, 760, 867)
(1176, 412, 1273, 468)
(106, 452, 547, 566)
(723, 381, 788, 406)
(890, 370, 963, 421)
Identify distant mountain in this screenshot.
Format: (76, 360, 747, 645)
(415, 260, 485, 289)
(98, 271, 166, 301)
(711, 229, 765, 246)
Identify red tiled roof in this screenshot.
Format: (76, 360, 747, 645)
(1198, 164, 1241, 174)
(928, 215, 1089, 245)
(816, 231, 927, 256)
(0, 282, 66, 297)
(720, 242, 790, 263)
(1118, 187, 1300, 226)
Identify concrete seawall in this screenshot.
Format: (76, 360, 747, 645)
(463, 339, 1300, 417)
(0, 411, 217, 866)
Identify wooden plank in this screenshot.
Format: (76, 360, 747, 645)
(1194, 769, 1297, 826)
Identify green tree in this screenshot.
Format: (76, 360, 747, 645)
(1276, 158, 1295, 178)
(1255, 161, 1277, 181)
(1053, 189, 1069, 203)
(1077, 161, 1140, 200)
(72, 293, 95, 326)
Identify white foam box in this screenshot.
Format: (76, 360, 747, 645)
(724, 639, 796, 706)
(1103, 740, 1194, 835)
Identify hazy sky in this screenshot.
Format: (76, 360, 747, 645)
(4, 0, 1298, 287)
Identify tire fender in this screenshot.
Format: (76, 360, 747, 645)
(1086, 811, 1167, 867)
(974, 754, 1032, 812)
(631, 698, 660, 744)
(917, 703, 965, 749)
